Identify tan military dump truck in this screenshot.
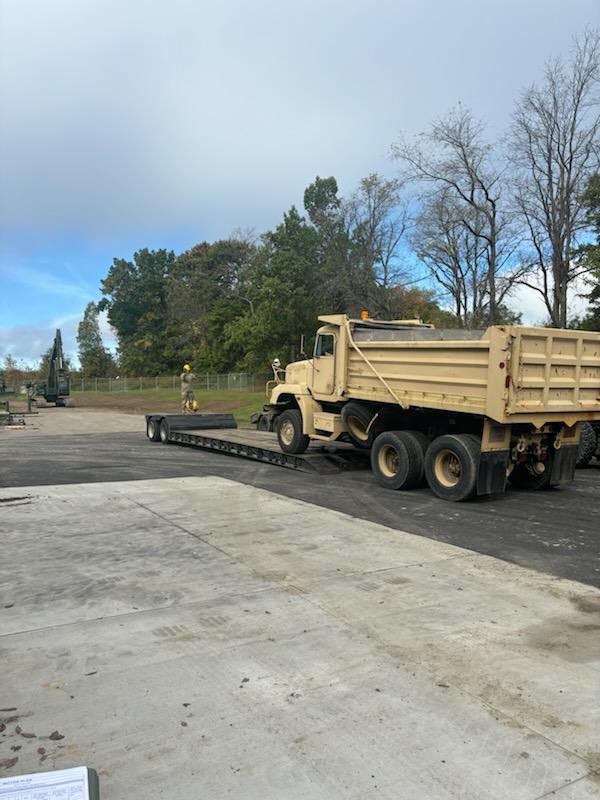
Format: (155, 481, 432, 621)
(260, 314, 600, 501)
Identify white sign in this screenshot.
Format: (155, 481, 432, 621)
(0, 767, 94, 799)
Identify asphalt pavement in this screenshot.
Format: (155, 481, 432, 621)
(1, 425, 599, 588)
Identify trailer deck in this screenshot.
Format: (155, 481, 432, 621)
(145, 413, 369, 474)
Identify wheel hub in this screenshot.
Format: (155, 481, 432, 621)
(378, 444, 400, 478)
(434, 449, 462, 487)
(280, 420, 294, 446)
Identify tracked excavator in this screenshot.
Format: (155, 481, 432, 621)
(34, 329, 71, 406)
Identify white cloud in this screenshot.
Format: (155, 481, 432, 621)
(1, 263, 93, 303)
(0, 310, 117, 368)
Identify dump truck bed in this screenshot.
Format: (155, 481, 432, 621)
(343, 322, 600, 426)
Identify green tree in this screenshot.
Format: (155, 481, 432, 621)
(98, 248, 175, 374)
(225, 205, 324, 369)
(573, 173, 600, 330)
(167, 238, 256, 372)
(77, 302, 116, 377)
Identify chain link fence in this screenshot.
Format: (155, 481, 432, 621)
(70, 373, 269, 393)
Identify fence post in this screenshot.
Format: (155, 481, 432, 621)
(155, 376, 158, 391)
(124, 377, 128, 392)
(82, 378, 85, 392)
(109, 377, 112, 392)
(139, 376, 142, 392)
(95, 378, 98, 392)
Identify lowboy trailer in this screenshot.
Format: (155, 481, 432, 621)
(144, 413, 369, 475)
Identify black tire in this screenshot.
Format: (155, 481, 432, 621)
(257, 414, 271, 432)
(509, 453, 554, 490)
(159, 418, 170, 444)
(276, 409, 310, 454)
(146, 417, 161, 442)
(341, 401, 378, 449)
(424, 434, 480, 502)
(371, 431, 423, 490)
(577, 422, 597, 467)
(403, 430, 431, 486)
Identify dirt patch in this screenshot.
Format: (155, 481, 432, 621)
(64, 389, 264, 425)
(570, 595, 600, 614)
(524, 616, 600, 663)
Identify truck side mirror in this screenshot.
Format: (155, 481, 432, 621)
(300, 334, 307, 358)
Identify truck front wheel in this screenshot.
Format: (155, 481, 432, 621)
(276, 410, 310, 454)
(425, 434, 480, 502)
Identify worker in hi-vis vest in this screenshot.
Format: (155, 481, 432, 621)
(180, 364, 197, 413)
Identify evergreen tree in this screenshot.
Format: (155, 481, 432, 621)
(76, 302, 116, 377)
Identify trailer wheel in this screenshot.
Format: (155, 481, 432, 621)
(508, 455, 554, 490)
(159, 419, 170, 444)
(341, 402, 377, 449)
(371, 431, 423, 490)
(276, 409, 309, 454)
(576, 422, 597, 467)
(146, 417, 161, 442)
(425, 434, 480, 502)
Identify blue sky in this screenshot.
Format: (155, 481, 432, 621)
(1, 0, 598, 365)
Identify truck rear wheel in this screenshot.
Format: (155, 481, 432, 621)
(146, 417, 161, 442)
(276, 409, 310, 454)
(425, 434, 480, 502)
(371, 431, 423, 490)
(341, 401, 378, 449)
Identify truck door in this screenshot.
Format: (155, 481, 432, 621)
(312, 332, 335, 395)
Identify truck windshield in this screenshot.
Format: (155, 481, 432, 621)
(315, 334, 335, 357)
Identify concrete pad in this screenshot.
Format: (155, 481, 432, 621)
(1, 476, 599, 799)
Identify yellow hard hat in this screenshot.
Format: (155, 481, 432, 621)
(183, 363, 191, 372)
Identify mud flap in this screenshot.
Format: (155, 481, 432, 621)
(549, 444, 578, 486)
(477, 450, 510, 495)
